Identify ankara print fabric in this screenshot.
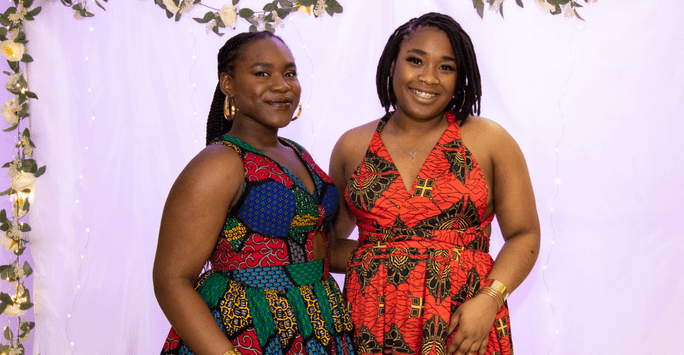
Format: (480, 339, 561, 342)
(161, 136, 354, 355)
(344, 112, 513, 355)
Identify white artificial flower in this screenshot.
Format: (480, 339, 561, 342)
(9, 346, 21, 355)
(488, 0, 504, 12)
(206, 19, 217, 34)
(163, 0, 180, 14)
(18, 135, 33, 157)
(74, 10, 83, 20)
(1, 40, 25, 62)
(297, 4, 311, 16)
(220, 4, 238, 28)
(272, 11, 283, 28)
(256, 14, 266, 31)
(313, 0, 326, 17)
(534, 0, 556, 13)
(1, 230, 21, 253)
(11, 171, 36, 193)
(4, 284, 28, 317)
(8, 159, 20, 178)
(5, 73, 21, 91)
(179, 0, 194, 14)
(8, 5, 27, 24)
(561, 2, 575, 18)
(2, 99, 19, 126)
(9, 28, 20, 41)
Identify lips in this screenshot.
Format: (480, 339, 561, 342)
(410, 88, 439, 99)
(267, 97, 294, 104)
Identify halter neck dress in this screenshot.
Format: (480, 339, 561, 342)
(344, 112, 513, 355)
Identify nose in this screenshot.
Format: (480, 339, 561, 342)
(271, 74, 291, 92)
(418, 68, 439, 85)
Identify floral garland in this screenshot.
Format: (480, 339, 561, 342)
(475, 0, 597, 20)
(154, 0, 343, 35)
(0, 0, 44, 352)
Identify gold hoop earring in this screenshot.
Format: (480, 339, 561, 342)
(458, 90, 466, 112)
(386, 76, 392, 104)
(224, 96, 237, 121)
(292, 103, 302, 121)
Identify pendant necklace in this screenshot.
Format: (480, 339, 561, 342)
(391, 120, 422, 163)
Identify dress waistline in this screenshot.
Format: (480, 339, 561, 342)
(357, 228, 490, 253)
(204, 259, 327, 291)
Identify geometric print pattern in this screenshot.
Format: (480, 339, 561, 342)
(344, 112, 513, 355)
(161, 136, 352, 355)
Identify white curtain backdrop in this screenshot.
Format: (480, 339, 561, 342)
(7, 0, 682, 353)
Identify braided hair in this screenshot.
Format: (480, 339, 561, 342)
(206, 31, 286, 145)
(376, 12, 482, 124)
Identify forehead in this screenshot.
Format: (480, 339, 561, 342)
(238, 38, 295, 66)
(399, 26, 455, 58)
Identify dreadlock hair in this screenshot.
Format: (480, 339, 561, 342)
(206, 31, 286, 145)
(376, 12, 482, 124)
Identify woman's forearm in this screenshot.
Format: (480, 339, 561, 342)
(486, 230, 540, 295)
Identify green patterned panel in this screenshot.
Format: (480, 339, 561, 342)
(313, 281, 335, 333)
(286, 286, 313, 338)
(197, 272, 230, 309)
(288, 259, 323, 286)
(245, 287, 275, 347)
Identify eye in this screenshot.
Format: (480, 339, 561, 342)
(440, 64, 455, 71)
(406, 56, 422, 65)
(255, 71, 269, 77)
(285, 70, 298, 77)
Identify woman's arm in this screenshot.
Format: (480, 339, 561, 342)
(328, 123, 377, 274)
(153, 144, 244, 355)
(448, 119, 540, 355)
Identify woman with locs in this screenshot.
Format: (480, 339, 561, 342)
(329, 13, 540, 355)
(154, 31, 354, 355)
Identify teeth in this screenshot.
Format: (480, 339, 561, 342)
(412, 89, 437, 98)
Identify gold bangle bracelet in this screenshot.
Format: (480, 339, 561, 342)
(477, 286, 504, 308)
(489, 280, 509, 300)
(222, 349, 240, 355)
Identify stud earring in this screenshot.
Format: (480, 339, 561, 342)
(292, 103, 302, 121)
(224, 96, 237, 121)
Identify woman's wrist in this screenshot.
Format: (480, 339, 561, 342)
(477, 279, 509, 309)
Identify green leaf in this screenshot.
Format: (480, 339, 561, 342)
(35, 165, 46, 178)
(22, 261, 32, 277)
(249, 24, 257, 32)
(94, 0, 106, 11)
(20, 54, 33, 63)
(299, 0, 314, 6)
(25, 0, 35, 8)
(232, 0, 239, 5)
(3, 326, 11, 341)
(20, 223, 30, 232)
(25, 91, 37, 99)
(26, 6, 41, 17)
(239, 8, 254, 18)
(473, 0, 485, 18)
(3, 124, 18, 133)
(279, 0, 293, 6)
(174, 11, 181, 21)
(263, 3, 276, 11)
(515, 0, 524, 7)
(9, 61, 19, 72)
(20, 301, 33, 310)
(14, 246, 25, 256)
(574, 8, 585, 20)
(0, 209, 7, 222)
(327, 0, 343, 14)
(192, 11, 214, 23)
(550, 5, 561, 14)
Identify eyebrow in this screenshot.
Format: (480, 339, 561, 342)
(407, 49, 456, 62)
(249, 62, 297, 69)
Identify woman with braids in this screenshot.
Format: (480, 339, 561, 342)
(329, 13, 540, 355)
(154, 31, 354, 355)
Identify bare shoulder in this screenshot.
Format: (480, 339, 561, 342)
(330, 118, 380, 180)
(173, 143, 244, 197)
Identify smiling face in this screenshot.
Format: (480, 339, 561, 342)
(390, 26, 457, 122)
(221, 37, 301, 131)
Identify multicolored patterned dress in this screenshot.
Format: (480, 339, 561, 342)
(161, 136, 355, 355)
(344, 112, 513, 355)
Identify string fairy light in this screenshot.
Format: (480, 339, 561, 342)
(543, 22, 587, 354)
(65, 20, 98, 354)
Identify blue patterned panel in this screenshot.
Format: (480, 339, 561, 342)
(238, 180, 296, 238)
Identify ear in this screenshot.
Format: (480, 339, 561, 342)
(219, 72, 234, 97)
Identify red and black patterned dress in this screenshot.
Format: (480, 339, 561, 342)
(344, 112, 513, 355)
(161, 136, 354, 355)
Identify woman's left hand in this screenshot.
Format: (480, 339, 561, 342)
(446, 293, 500, 355)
